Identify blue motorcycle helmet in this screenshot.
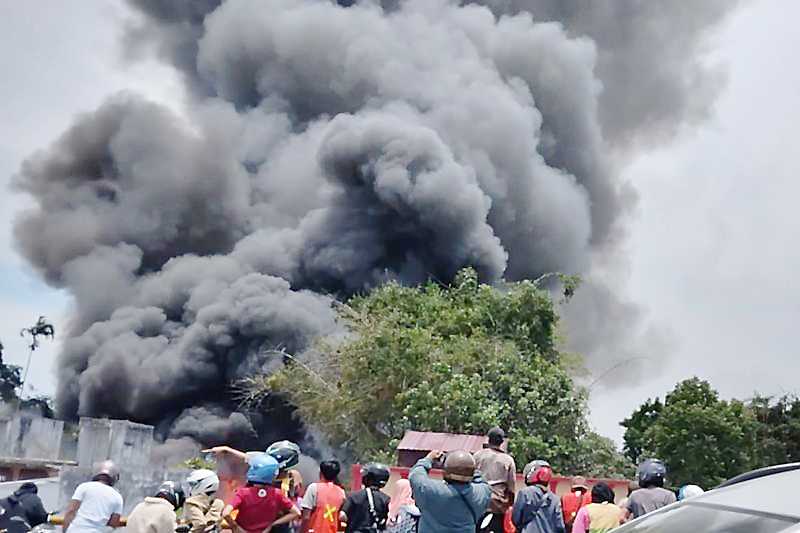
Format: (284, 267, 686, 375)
(247, 453, 280, 485)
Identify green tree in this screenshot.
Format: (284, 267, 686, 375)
(749, 394, 800, 466)
(622, 378, 756, 489)
(621, 398, 662, 465)
(0, 337, 55, 417)
(243, 268, 630, 476)
(0, 344, 24, 403)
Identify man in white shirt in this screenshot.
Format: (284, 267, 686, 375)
(63, 460, 124, 533)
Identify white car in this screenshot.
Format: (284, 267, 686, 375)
(615, 464, 800, 532)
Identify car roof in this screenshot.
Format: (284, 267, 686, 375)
(693, 464, 800, 519)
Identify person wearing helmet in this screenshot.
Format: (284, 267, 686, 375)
(677, 485, 704, 501)
(571, 482, 623, 533)
(473, 427, 517, 533)
(204, 442, 304, 498)
(203, 440, 304, 532)
(300, 461, 346, 533)
(63, 460, 124, 533)
(222, 453, 301, 533)
(511, 460, 564, 533)
(0, 482, 50, 533)
(560, 477, 591, 532)
(126, 481, 185, 533)
(623, 459, 675, 521)
(340, 463, 391, 533)
(265, 441, 304, 533)
(184, 470, 225, 533)
(408, 449, 491, 533)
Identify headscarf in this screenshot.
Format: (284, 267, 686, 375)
(388, 478, 415, 521)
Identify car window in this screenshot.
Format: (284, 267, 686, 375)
(619, 503, 798, 533)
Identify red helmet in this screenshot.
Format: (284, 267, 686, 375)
(524, 460, 553, 486)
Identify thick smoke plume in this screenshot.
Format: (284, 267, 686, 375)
(13, 0, 737, 445)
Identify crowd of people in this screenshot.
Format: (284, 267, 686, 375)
(0, 428, 704, 533)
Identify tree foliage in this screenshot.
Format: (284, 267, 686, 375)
(0, 349, 23, 403)
(245, 268, 631, 477)
(749, 394, 800, 467)
(0, 331, 55, 417)
(622, 378, 757, 489)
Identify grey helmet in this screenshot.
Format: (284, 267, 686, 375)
(637, 459, 667, 488)
(92, 460, 120, 486)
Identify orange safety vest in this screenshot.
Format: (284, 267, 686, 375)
(308, 482, 346, 533)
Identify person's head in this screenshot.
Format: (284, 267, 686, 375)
(361, 463, 390, 489)
(523, 460, 553, 487)
(186, 469, 220, 498)
(637, 459, 667, 488)
(591, 482, 615, 504)
(247, 453, 280, 486)
(92, 460, 120, 486)
(14, 482, 38, 497)
(156, 481, 185, 510)
(320, 460, 341, 483)
(571, 476, 589, 494)
(266, 440, 301, 475)
(443, 451, 476, 484)
(487, 427, 505, 448)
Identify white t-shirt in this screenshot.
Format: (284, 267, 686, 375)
(67, 481, 124, 533)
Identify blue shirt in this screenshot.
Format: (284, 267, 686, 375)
(512, 485, 565, 533)
(409, 458, 492, 533)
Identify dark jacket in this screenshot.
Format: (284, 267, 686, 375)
(409, 458, 492, 533)
(512, 485, 565, 533)
(0, 483, 49, 533)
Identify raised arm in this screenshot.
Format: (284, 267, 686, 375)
(202, 446, 248, 461)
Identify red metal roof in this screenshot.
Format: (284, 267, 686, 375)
(397, 431, 505, 453)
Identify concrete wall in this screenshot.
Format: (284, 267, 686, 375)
(61, 417, 180, 514)
(0, 415, 64, 460)
(76, 418, 153, 468)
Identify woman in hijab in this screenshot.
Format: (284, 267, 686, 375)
(387, 479, 420, 533)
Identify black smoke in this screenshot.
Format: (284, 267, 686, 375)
(12, 0, 739, 445)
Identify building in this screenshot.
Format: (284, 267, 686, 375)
(353, 430, 632, 502)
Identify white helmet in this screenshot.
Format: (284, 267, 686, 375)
(678, 484, 704, 500)
(186, 469, 219, 497)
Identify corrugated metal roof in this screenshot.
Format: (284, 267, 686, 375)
(397, 431, 503, 453)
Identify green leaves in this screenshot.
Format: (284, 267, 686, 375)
(247, 268, 627, 476)
(620, 378, 800, 489)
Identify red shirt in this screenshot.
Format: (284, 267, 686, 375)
(230, 485, 294, 533)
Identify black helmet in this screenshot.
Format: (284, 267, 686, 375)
(638, 459, 667, 488)
(156, 481, 186, 510)
(266, 440, 301, 471)
(361, 463, 390, 488)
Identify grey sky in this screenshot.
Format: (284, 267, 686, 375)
(1, 0, 798, 443)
